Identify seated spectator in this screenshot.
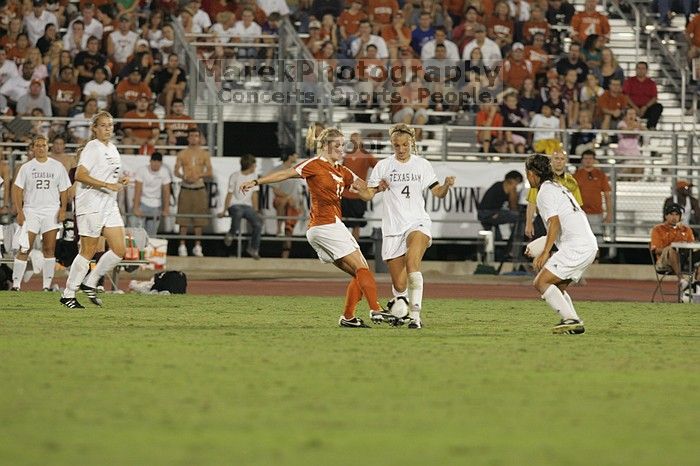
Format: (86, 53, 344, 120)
(476, 102, 504, 153)
(560, 68, 580, 126)
(6, 32, 30, 65)
(235, 0, 267, 25)
(408, 0, 449, 29)
(519, 77, 542, 118)
(50, 136, 77, 173)
(29, 108, 51, 139)
(523, 5, 549, 44)
(210, 11, 237, 44)
(24, 47, 47, 82)
(354, 44, 387, 109)
(593, 47, 624, 90)
(525, 33, 550, 81)
(338, 0, 367, 55)
(262, 12, 282, 60)
(445, 0, 467, 26)
(107, 14, 139, 75)
(255, 0, 290, 16)
(74, 36, 107, 88)
(319, 13, 339, 49)
(501, 92, 529, 153)
(178, 8, 203, 36)
(187, 0, 213, 32)
(83, 67, 114, 111)
(622, 61, 663, 130)
(351, 19, 389, 58)
(132, 151, 172, 237)
(0, 18, 23, 52)
(48, 66, 81, 117)
(115, 67, 152, 116)
(555, 42, 588, 84)
(166, 98, 197, 148)
(232, 7, 263, 59)
(686, 12, 700, 61)
(487, 0, 514, 49)
(16, 78, 51, 116)
(502, 42, 534, 91)
(543, 85, 566, 129)
(1, 61, 35, 106)
(579, 72, 604, 113)
(391, 80, 429, 126)
(67, 97, 98, 144)
(509, 0, 530, 22)
(36, 23, 58, 55)
(664, 180, 700, 233)
(151, 53, 187, 114)
(477, 170, 524, 242)
(650, 203, 698, 291)
(0, 48, 19, 88)
(63, 20, 88, 57)
(581, 33, 604, 69)
(122, 94, 161, 152)
(410, 12, 436, 56)
(597, 77, 627, 133)
(71, 2, 104, 41)
(24, 0, 58, 47)
(382, 11, 412, 59)
(530, 102, 561, 154)
(155, 24, 176, 57)
(420, 25, 459, 60)
(305, 20, 324, 55)
(569, 110, 597, 156)
(546, 0, 576, 27)
(462, 23, 501, 65)
(615, 107, 642, 160)
(451, 6, 480, 52)
(571, 0, 610, 43)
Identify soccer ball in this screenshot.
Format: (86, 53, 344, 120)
(525, 236, 547, 258)
(387, 296, 409, 319)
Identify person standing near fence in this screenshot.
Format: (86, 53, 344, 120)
(11, 135, 71, 291)
(354, 123, 456, 329)
(132, 152, 171, 238)
(60, 111, 129, 309)
(267, 149, 304, 258)
(573, 149, 612, 246)
(240, 126, 395, 328)
(341, 133, 377, 241)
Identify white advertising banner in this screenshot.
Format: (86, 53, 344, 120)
(121, 155, 524, 239)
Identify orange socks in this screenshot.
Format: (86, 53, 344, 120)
(355, 268, 381, 312)
(343, 277, 363, 319)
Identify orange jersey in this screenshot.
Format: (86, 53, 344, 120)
(166, 114, 196, 138)
(116, 80, 152, 102)
(502, 57, 533, 90)
(295, 157, 357, 227)
(368, 0, 399, 24)
(597, 91, 627, 116)
(522, 19, 549, 43)
(342, 150, 378, 199)
(524, 45, 549, 74)
(571, 11, 610, 42)
(338, 10, 367, 36)
(686, 14, 700, 48)
(487, 16, 514, 41)
(122, 110, 159, 139)
(651, 223, 695, 253)
(445, 0, 466, 17)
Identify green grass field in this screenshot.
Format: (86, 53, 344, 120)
(1, 292, 698, 466)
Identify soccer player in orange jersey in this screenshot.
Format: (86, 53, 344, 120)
(240, 127, 394, 328)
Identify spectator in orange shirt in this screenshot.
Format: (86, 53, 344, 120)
(368, 0, 399, 33)
(522, 5, 549, 44)
(524, 32, 550, 77)
(571, 0, 610, 43)
(48, 66, 81, 117)
(650, 203, 698, 290)
(502, 42, 534, 91)
(166, 98, 197, 149)
(381, 11, 412, 58)
(451, 6, 480, 52)
(342, 133, 378, 240)
(122, 93, 160, 152)
(487, 0, 514, 49)
(596, 77, 627, 132)
(686, 12, 700, 61)
(115, 67, 152, 117)
(338, 0, 367, 42)
(573, 149, 612, 242)
(445, 0, 465, 25)
(475, 101, 503, 153)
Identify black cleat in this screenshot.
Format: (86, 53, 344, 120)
(60, 297, 85, 309)
(339, 316, 371, 328)
(370, 311, 400, 325)
(407, 318, 422, 329)
(79, 283, 103, 306)
(10, 287, 19, 291)
(552, 319, 585, 335)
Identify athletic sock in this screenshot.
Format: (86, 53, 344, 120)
(562, 291, 581, 322)
(343, 277, 363, 319)
(12, 259, 27, 289)
(84, 250, 122, 288)
(407, 271, 423, 320)
(542, 285, 579, 321)
(43, 257, 56, 290)
(355, 268, 381, 312)
(63, 254, 90, 299)
(392, 285, 408, 298)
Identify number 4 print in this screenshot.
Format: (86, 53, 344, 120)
(401, 185, 410, 198)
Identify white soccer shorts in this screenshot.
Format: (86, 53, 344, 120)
(77, 208, 125, 238)
(545, 247, 597, 283)
(25, 208, 61, 235)
(382, 222, 432, 261)
(306, 221, 360, 263)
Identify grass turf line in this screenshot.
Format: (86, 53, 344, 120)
(0, 293, 698, 466)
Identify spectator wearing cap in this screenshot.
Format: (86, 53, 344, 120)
(16, 78, 52, 116)
(115, 67, 152, 116)
(107, 14, 139, 74)
(461, 23, 502, 65)
(420, 25, 459, 60)
(305, 20, 324, 55)
(650, 202, 698, 290)
(24, 0, 58, 46)
(67, 97, 98, 143)
(0, 61, 35, 105)
(555, 42, 588, 84)
(622, 61, 663, 130)
(48, 66, 81, 116)
(151, 53, 187, 114)
(351, 20, 389, 59)
(75, 36, 107, 88)
(664, 180, 700, 232)
(122, 93, 161, 153)
(83, 66, 114, 111)
(502, 42, 534, 91)
(0, 48, 19, 87)
(132, 152, 172, 237)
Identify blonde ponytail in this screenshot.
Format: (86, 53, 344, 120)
(90, 110, 114, 140)
(305, 122, 327, 151)
(389, 123, 419, 155)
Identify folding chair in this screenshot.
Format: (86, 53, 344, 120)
(650, 247, 680, 303)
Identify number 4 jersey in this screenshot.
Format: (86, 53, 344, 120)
(368, 155, 439, 236)
(14, 158, 71, 212)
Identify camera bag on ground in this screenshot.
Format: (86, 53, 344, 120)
(151, 270, 187, 294)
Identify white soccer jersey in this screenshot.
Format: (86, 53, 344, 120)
(14, 158, 71, 211)
(537, 180, 597, 251)
(75, 138, 122, 215)
(368, 155, 439, 236)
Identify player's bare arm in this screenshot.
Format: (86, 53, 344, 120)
(430, 176, 456, 198)
(12, 184, 24, 225)
(534, 215, 560, 270)
(240, 167, 299, 194)
(58, 188, 68, 222)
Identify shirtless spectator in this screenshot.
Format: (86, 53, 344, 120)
(174, 129, 213, 257)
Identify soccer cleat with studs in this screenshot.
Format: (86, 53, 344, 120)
(60, 297, 85, 309)
(339, 316, 371, 328)
(552, 319, 585, 335)
(370, 310, 400, 325)
(10, 287, 19, 291)
(407, 318, 422, 329)
(79, 283, 103, 306)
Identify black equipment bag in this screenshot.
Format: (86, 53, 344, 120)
(151, 270, 187, 294)
(0, 263, 12, 290)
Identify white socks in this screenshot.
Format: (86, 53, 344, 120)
(85, 250, 122, 288)
(392, 285, 408, 298)
(407, 271, 423, 320)
(542, 285, 580, 321)
(63, 254, 90, 299)
(12, 259, 27, 289)
(43, 257, 56, 290)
